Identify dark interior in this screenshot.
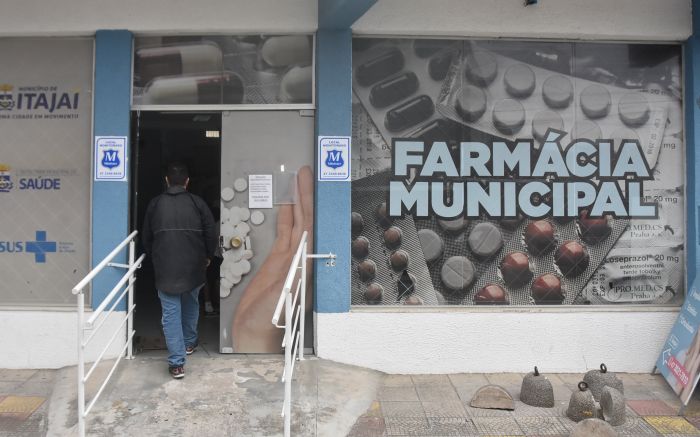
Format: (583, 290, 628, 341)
(130, 111, 222, 352)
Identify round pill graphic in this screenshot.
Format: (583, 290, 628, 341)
(221, 187, 234, 202)
(279, 65, 313, 103)
(438, 216, 469, 233)
(524, 220, 556, 256)
(531, 110, 564, 143)
(403, 295, 424, 305)
(542, 75, 573, 109)
(493, 99, 526, 135)
(351, 236, 370, 259)
(365, 283, 384, 304)
(376, 202, 394, 229)
(234, 178, 248, 192)
(465, 51, 498, 87)
(578, 211, 611, 244)
(555, 240, 590, 277)
(352, 212, 365, 234)
(239, 207, 251, 222)
(475, 284, 509, 305)
(357, 260, 377, 282)
(250, 210, 265, 225)
(500, 251, 532, 287)
(580, 84, 611, 119)
(441, 256, 475, 292)
(618, 92, 650, 127)
(504, 64, 536, 98)
(383, 226, 403, 249)
(571, 120, 602, 141)
(389, 249, 410, 271)
(531, 273, 564, 303)
(417, 229, 444, 263)
(468, 222, 503, 259)
(456, 85, 487, 122)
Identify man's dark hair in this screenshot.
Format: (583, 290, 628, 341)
(167, 162, 189, 186)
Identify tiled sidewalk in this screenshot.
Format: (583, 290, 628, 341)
(0, 369, 53, 437)
(347, 373, 700, 437)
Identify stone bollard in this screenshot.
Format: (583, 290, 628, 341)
(567, 382, 597, 422)
(600, 386, 626, 426)
(583, 363, 624, 402)
(569, 418, 618, 437)
(520, 366, 555, 408)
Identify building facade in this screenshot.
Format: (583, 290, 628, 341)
(0, 0, 696, 373)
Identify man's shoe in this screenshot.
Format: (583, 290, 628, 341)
(169, 366, 185, 379)
(186, 344, 197, 355)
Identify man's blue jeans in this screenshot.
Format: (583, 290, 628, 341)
(158, 285, 202, 367)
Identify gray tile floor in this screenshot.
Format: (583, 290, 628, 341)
(2, 358, 700, 436)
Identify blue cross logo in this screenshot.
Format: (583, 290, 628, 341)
(25, 231, 57, 263)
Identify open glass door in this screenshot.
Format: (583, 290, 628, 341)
(219, 110, 315, 353)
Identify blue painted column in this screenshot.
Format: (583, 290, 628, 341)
(686, 2, 700, 288)
(91, 30, 132, 309)
(314, 29, 353, 312)
(314, 0, 376, 312)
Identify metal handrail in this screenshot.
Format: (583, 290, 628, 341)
(73, 231, 144, 437)
(271, 231, 335, 437)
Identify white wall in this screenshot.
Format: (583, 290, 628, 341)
(316, 310, 679, 374)
(0, 0, 317, 36)
(353, 0, 692, 41)
(0, 310, 126, 369)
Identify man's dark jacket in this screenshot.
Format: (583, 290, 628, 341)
(142, 185, 217, 294)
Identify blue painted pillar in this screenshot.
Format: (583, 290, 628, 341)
(686, 2, 700, 288)
(314, 29, 353, 312)
(314, 0, 376, 312)
(91, 30, 132, 309)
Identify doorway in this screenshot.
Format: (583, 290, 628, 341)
(130, 110, 315, 354)
(130, 111, 222, 353)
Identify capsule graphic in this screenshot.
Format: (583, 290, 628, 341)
(135, 43, 223, 87)
(141, 72, 244, 105)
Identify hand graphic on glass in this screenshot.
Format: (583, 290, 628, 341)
(232, 166, 313, 352)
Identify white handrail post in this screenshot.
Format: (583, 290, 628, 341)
(77, 291, 86, 437)
(126, 240, 135, 360)
(299, 239, 307, 361)
(284, 292, 292, 437)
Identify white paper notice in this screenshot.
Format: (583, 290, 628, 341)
(248, 174, 273, 209)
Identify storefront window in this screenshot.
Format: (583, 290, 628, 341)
(351, 38, 684, 306)
(0, 37, 93, 306)
(132, 35, 313, 106)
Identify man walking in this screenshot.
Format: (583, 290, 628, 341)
(142, 163, 217, 379)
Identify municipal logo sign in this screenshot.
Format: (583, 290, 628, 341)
(0, 84, 15, 111)
(101, 149, 120, 169)
(94, 136, 127, 181)
(318, 136, 350, 181)
(0, 164, 13, 192)
(325, 150, 344, 169)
